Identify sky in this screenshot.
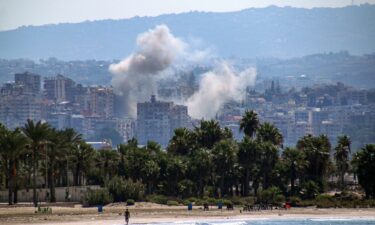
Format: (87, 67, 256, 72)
(0, 0, 375, 31)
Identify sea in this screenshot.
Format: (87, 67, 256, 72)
(138, 218, 375, 225)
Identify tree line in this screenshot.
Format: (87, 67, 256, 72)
(0, 110, 374, 206)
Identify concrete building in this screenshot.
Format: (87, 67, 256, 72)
(15, 72, 41, 94)
(87, 87, 114, 118)
(0, 94, 42, 128)
(44, 74, 76, 102)
(137, 95, 190, 146)
(0, 73, 42, 128)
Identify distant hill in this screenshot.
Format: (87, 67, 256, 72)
(0, 4, 375, 60)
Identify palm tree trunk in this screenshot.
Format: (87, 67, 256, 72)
(291, 166, 296, 196)
(49, 160, 56, 202)
(341, 172, 345, 190)
(13, 161, 19, 204)
(74, 164, 81, 186)
(13, 187, 18, 204)
(244, 168, 250, 196)
(8, 160, 13, 205)
(33, 148, 38, 207)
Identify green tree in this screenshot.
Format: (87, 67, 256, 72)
(96, 149, 120, 183)
(352, 144, 375, 199)
(238, 137, 258, 196)
(256, 122, 283, 146)
(70, 142, 95, 186)
(189, 148, 212, 197)
(334, 135, 351, 190)
(282, 147, 307, 196)
(0, 128, 28, 205)
(297, 135, 331, 192)
(45, 128, 67, 202)
(22, 120, 51, 207)
(212, 140, 237, 197)
(239, 110, 259, 138)
(258, 142, 279, 189)
(164, 155, 187, 196)
(195, 120, 224, 149)
(167, 128, 194, 156)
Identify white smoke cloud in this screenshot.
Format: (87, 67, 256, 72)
(110, 24, 256, 119)
(109, 25, 186, 117)
(187, 62, 256, 119)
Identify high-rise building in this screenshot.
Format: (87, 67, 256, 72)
(44, 74, 76, 102)
(0, 74, 42, 128)
(15, 72, 41, 94)
(0, 92, 41, 128)
(137, 95, 190, 146)
(87, 87, 115, 118)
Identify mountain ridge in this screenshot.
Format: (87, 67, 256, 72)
(1, 4, 374, 60)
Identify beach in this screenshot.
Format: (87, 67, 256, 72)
(1, 202, 375, 225)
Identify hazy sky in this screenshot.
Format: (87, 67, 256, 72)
(0, 0, 374, 31)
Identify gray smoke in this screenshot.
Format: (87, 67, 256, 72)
(110, 25, 257, 119)
(187, 62, 256, 119)
(109, 25, 185, 117)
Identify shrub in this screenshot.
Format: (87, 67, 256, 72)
(298, 199, 316, 207)
(146, 195, 168, 204)
(316, 194, 336, 208)
(222, 199, 233, 206)
(243, 197, 256, 205)
(84, 188, 113, 206)
(182, 199, 192, 205)
(259, 186, 284, 204)
(194, 199, 204, 206)
(107, 176, 145, 202)
(126, 199, 135, 206)
(288, 196, 301, 206)
(186, 197, 199, 204)
(167, 200, 179, 206)
(301, 181, 320, 199)
(228, 196, 246, 206)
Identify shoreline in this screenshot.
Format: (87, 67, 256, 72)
(1, 203, 375, 225)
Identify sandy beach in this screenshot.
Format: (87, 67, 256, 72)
(1, 202, 375, 225)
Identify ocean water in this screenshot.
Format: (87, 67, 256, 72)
(142, 218, 375, 225)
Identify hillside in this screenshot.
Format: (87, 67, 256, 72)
(0, 5, 374, 60)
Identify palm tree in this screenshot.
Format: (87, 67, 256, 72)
(96, 149, 120, 183)
(0, 128, 28, 205)
(256, 122, 283, 146)
(258, 142, 279, 189)
(352, 144, 375, 199)
(297, 135, 331, 192)
(195, 120, 224, 149)
(22, 119, 50, 207)
(70, 142, 95, 186)
(239, 110, 259, 138)
(238, 137, 258, 196)
(45, 128, 68, 202)
(282, 147, 307, 196)
(189, 148, 212, 197)
(167, 128, 193, 156)
(212, 140, 237, 197)
(62, 128, 83, 186)
(334, 135, 351, 190)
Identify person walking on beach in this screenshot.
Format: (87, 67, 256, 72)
(124, 208, 130, 225)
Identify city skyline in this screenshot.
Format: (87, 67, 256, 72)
(1, 0, 375, 31)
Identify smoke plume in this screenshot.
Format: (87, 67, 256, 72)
(109, 25, 185, 117)
(110, 24, 257, 119)
(187, 63, 256, 119)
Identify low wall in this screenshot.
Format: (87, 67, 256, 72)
(0, 185, 101, 203)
